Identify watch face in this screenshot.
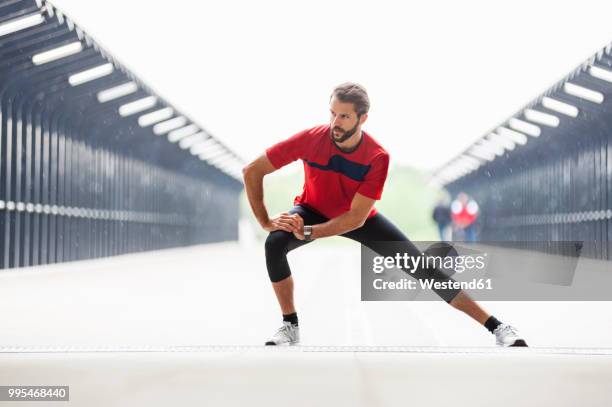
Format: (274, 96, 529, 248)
(304, 226, 312, 239)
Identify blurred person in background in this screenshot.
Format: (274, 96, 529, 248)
(432, 197, 452, 241)
(451, 192, 479, 242)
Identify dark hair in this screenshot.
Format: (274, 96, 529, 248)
(331, 82, 370, 117)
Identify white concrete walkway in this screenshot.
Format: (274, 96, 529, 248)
(0, 240, 610, 406)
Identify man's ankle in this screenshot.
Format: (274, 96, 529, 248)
(283, 312, 298, 326)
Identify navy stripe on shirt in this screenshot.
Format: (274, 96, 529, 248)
(304, 155, 371, 182)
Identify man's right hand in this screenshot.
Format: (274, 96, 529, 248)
(263, 212, 303, 233)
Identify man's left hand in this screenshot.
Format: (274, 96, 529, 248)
(288, 213, 305, 240)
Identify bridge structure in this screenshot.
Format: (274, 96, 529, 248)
(0, 1, 611, 406)
(0, 0, 243, 270)
(431, 41, 612, 260)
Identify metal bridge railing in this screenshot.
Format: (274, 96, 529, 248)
(431, 41, 612, 260)
(0, 0, 243, 269)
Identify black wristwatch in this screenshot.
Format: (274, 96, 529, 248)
(303, 225, 313, 241)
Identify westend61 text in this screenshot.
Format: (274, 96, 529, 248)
(373, 278, 493, 291)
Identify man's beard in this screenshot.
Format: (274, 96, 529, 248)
(331, 121, 359, 143)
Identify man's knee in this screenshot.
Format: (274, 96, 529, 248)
(265, 230, 292, 256)
(265, 231, 293, 283)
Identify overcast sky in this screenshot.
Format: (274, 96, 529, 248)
(51, 0, 612, 172)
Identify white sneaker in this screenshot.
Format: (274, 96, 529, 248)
(494, 323, 528, 347)
(265, 321, 300, 346)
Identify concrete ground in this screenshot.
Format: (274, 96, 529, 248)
(0, 239, 610, 406)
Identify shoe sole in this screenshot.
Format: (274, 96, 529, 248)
(264, 341, 299, 346)
(509, 339, 528, 347)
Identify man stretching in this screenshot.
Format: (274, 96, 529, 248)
(242, 82, 528, 347)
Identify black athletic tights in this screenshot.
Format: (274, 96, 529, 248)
(264, 204, 462, 303)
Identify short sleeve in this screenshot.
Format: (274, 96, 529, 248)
(265, 127, 312, 169)
(357, 152, 390, 200)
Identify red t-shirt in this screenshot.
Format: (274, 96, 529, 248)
(266, 124, 390, 219)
